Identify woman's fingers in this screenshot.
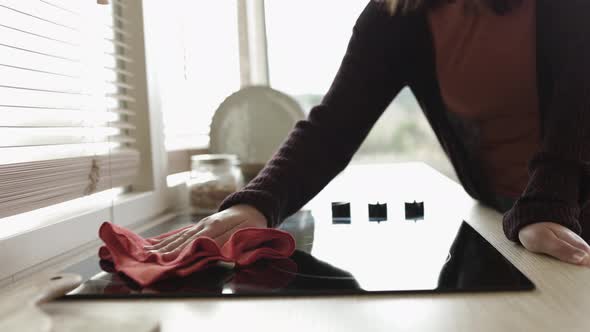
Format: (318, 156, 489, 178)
(143, 228, 190, 250)
(521, 224, 589, 265)
(545, 236, 588, 265)
(144, 222, 206, 250)
(550, 227, 590, 266)
(210, 218, 251, 247)
(142, 205, 268, 257)
(157, 225, 213, 256)
(155, 217, 242, 255)
(152, 223, 206, 253)
(551, 225, 590, 254)
(147, 225, 194, 245)
(160, 231, 202, 261)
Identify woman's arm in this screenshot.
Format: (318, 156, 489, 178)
(143, 1, 420, 255)
(503, 0, 590, 263)
(219, 1, 418, 227)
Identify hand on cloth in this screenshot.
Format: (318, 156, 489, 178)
(519, 222, 590, 266)
(98, 205, 294, 287)
(144, 204, 268, 257)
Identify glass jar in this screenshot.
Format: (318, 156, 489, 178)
(187, 154, 244, 215)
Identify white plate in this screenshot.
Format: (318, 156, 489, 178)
(209, 86, 305, 166)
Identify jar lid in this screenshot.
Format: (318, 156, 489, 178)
(191, 154, 240, 166)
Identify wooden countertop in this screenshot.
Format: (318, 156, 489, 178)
(12, 163, 590, 331)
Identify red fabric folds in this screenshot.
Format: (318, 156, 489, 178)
(98, 222, 296, 287)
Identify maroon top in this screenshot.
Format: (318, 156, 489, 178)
(429, 0, 540, 198)
(220, 0, 590, 242)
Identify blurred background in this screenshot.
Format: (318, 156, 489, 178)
(162, 0, 456, 179)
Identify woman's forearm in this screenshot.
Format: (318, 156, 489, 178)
(219, 1, 417, 226)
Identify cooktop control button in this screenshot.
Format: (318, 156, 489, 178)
(405, 201, 424, 221)
(368, 202, 387, 222)
(332, 202, 351, 224)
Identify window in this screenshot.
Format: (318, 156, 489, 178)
(265, 0, 456, 179)
(265, 0, 367, 106)
(159, 0, 241, 152)
(0, 0, 169, 282)
(162, 0, 456, 180)
(0, 0, 138, 219)
(161, 0, 277, 176)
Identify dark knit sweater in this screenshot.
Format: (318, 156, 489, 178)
(220, 0, 590, 242)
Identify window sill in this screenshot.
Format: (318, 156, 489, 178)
(0, 190, 170, 283)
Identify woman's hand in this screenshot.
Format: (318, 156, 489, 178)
(143, 204, 267, 259)
(519, 222, 590, 266)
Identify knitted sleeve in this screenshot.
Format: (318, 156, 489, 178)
(503, 1, 590, 241)
(219, 1, 415, 227)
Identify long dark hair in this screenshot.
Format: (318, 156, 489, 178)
(383, 0, 523, 15)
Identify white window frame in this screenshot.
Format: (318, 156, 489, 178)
(0, 0, 272, 284)
(1, 0, 170, 283)
(166, 0, 271, 174)
(238, 0, 270, 87)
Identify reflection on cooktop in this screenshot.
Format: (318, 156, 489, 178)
(61, 210, 533, 299)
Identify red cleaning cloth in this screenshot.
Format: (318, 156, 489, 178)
(98, 222, 296, 287)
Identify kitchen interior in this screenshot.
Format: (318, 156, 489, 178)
(0, 0, 589, 331)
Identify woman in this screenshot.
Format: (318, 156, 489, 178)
(147, 0, 590, 266)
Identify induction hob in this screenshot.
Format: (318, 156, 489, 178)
(60, 207, 534, 299)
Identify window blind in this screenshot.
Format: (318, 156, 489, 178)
(0, 0, 139, 218)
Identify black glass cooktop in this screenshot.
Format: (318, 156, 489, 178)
(60, 208, 534, 299)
